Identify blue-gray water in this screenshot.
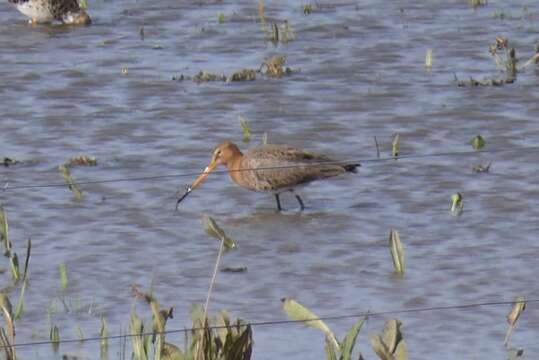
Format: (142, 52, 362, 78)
(1, 0, 539, 359)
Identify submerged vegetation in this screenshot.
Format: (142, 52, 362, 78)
(172, 55, 295, 83)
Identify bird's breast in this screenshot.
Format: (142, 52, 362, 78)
(15, 1, 54, 21)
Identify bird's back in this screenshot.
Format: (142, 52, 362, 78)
(49, 0, 81, 20)
(9, 0, 81, 21)
(232, 144, 352, 192)
(245, 144, 333, 163)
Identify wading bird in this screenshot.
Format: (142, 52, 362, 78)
(8, 0, 91, 25)
(176, 141, 359, 211)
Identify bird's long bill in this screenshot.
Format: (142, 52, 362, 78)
(175, 160, 219, 210)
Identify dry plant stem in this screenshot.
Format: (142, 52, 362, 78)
(504, 325, 515, 347)
(374, 136, 380, 158)
(258, 0, 266, 25)
(22, 238, 31, 282)
(0, 328, 15, 360)
(0, 302, 15, 344)
(195, 236, 226, 360)
(521, 53, 539, 69)
(204, 237, 225, 316)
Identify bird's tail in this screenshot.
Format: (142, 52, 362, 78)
(343, 163, 360, 173)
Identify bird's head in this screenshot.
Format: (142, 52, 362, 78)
(190, 141, 241, 190)
(175, 141, 242, 209)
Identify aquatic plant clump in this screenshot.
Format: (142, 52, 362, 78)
(455, 37, 539, 87)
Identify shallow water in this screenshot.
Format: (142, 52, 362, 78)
(1, 0, 539, 359)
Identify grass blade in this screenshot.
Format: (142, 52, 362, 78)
(370, 335, 391, 360)
(14, 278, 28, 320)
(0, 327, 15, 360)
(130, 312, 148, 360)
(392, 134, 400, 158)
(471, 135, 485, 150)
(76, 325, 84, 342)
(505, 296, 526, 346)
(9, 253, 19, 282)
(389, 229, 405, 275)
(100, 316, 109, 358)
(0, 206, 10, 257)
(341, 317, 366, 360)
(0, 294, 15, 343)
(50, 324, 60, 352)
(450, 193, 463, 216)
(281, 297, 339, 352)
(325, 336, 337, 360)
(59, 263, 68, 291)
(21, 238, 31, 282)
(239, 115, 251, 143)
(425, 49, 433, 69)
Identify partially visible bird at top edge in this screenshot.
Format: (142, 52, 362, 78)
(8, 0, 91, 25)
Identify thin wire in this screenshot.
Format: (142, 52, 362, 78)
(1, 298, 535, 349)
(3, 145, 539, 191)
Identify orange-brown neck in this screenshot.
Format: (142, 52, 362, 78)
(226, 152, 245, 186)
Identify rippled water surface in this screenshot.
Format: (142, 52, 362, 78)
(1, 0, 539, 359)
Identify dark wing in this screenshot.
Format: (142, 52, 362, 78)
(239, 145, 347, 191)
(245, 144, 334, 163)
(50, 0, 80, 19)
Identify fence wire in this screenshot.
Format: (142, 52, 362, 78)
(0, 298, 534, 349)
(2, 145, 539, 191)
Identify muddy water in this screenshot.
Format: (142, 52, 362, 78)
(1, 0, 539, 359)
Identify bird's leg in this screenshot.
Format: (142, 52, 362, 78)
(274, 193, 283, 211)
(291, 190, 305, 211)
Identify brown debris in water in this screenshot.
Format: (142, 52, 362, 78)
(469, 0, 487, 8)
(68, 155, 97, 166)
(229, 69, 257, 82)
(172, 55, 297, 83)
(260, 55, 289, 78)
(472, 161, 492, 173)
(455, 76, 514, 87)
(193, 70, 227, 82)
